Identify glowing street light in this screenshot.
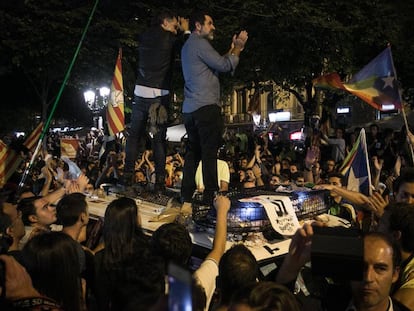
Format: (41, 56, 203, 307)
(83, 90, 96, 110)
(99, 86, 110, 97)
(83, 87, 110, 112)
(83, 87, 109, 129)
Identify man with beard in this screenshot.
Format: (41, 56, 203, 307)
(180, 11, 248, 213)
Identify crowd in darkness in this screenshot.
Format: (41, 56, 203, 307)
(1, 117, 414, 310)
(3, 120, 410, 197)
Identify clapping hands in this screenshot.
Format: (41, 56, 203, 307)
(232, 30, 248, 50)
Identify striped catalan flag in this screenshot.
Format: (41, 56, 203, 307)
(0, 140, 23, 187)
(106, 49, 125, 136)
(23, 122, 43, 152)
(313, 47, 402, 111)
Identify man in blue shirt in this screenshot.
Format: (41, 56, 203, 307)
(180, 11, 248, 211)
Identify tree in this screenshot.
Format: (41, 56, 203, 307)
(0, 0, 142, 128)
(208, 0, 412, 124)
(0, 0, 413, 134)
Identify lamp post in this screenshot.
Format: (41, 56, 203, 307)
(99, 86, 110, 104)
(83, 90, 95, 107)
(83, 87, 110, 129)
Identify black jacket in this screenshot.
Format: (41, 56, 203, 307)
(135, 26, 182, 90)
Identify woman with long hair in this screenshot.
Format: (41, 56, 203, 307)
(22, 231, 83, 311)
(95, 197, 164, 310)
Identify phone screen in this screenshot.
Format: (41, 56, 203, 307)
(168, 263, 192, 311)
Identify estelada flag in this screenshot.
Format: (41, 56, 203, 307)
(313, 47, 402, 111)
(0, 140, 23, 187)
(339, 128, 372, 196)
(106, 49, 125, 136)
(23, 122, 43, 152)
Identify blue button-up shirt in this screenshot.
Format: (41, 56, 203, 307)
(181, 33, 239, 113)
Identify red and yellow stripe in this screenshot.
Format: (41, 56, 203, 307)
(0, 140, 22, 186)
(107, 49, 125, 136)
(23, 122, 43, 152)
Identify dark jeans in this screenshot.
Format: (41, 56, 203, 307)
(124, 95, 169, 183)
(181, 105, 224, 202)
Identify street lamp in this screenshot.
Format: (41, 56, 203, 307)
(99, 86, 110, 97)
(99, 86, 110, 108)
(83, 90, 96, 111)
(83, 87, 110, 129)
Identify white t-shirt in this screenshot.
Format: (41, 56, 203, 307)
(195, 159, 230, 191)
(193, 258, 219, 311)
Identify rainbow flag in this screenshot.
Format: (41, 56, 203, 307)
(312, 72, 346, 90)
(106, 49, 125, 136)
(313, 47, 402, 111)
(339, 128, 372, 196)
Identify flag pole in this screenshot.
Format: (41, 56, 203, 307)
(401, 105, 414, 166)
(18, 0, 101, 191)
(388, 44, 414, 166)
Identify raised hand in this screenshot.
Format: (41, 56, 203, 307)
(214, 195, 231, 215)
(372, 156, 383, 173)
(178, 16, 189, 32)
(367, 191, 389, 218)
(232, 30, 248, 50)
(305, 145, 319, 168)
(76, 173, 90, 192)
(276, 222, 315, 284)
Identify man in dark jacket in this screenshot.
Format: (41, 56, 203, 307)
(124, 9, 189, 193)
(276, 224, 410, 311)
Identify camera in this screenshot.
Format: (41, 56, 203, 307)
(311, 226, 363, 281)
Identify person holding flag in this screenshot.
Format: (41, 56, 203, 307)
(123, 9, 190, 194)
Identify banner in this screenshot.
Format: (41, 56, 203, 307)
(240, 195, 300, 236)
(60, 138, 79, 159)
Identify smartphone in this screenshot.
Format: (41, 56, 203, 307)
(168, 262, 192, 311)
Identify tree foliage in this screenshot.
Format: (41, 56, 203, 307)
(0, 0, 413, 133)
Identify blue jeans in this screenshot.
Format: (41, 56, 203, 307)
(181, 105, 224, 202)
(124, 95, 169, 183)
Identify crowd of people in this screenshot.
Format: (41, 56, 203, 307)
(1, 123, 414, 310)
(1, 7, 414, 311)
